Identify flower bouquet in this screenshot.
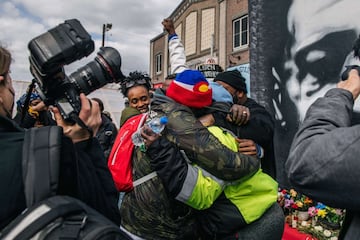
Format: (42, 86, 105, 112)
(278, 189, 314, 211)
(316, 203, 345, 230)
(278, 188, 346, 239)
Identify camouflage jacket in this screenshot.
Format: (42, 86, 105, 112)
(120, 147, 196, 240)
(119, 110, 197, 240)
(151, 92, 260, 181)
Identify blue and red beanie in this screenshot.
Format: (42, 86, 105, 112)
(166, 69, 212, 108)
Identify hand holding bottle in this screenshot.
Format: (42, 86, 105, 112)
(132, 116, 168, 150)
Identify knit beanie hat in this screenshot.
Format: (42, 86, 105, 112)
(166, 69, 212, 108)
(214, 70, 247, 94)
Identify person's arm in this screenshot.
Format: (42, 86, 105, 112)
(151, 96, 260, 181)
(197, 114, 261, 157)
(143, 127, 224, 210)
(74, 137, 121, 225)
(55, 94, 121, 225)
(214, 101, 274, 148)
(148, 139, 224, 210)
(162, 18, 188, 74)
(286, 70, 360, 209)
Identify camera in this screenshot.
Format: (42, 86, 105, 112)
(341, 35, 360, 80)
(28, 19, 125, 121)
(341, 65, 360, 80)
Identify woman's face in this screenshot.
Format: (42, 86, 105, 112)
(127, 85, 150, 113)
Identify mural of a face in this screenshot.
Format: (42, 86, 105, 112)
(253, 0, 360, 187)
(273, 0, 360, 125)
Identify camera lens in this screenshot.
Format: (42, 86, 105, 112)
(68, 47, 125, 95)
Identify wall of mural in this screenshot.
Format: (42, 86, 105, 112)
(249, 0, 360, 187)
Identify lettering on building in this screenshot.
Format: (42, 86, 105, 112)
(197, 63, 223, 79)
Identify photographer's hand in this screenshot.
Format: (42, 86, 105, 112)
(31, 100, 47, 112)
(52, 93, 102, 143)
(337, 69, 360, 100)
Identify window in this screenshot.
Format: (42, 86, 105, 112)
(155, 53, 162, 73)
(185, 11, 197, 56)
(233, 15, 248, 50)
(201, 8, 215, 51)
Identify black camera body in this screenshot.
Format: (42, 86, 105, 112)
(341, 35, 360, 81)
(341, 65, 360, 80)
(28, 19, 125, 121)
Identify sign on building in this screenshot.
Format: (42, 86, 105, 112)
(197, 57, 223, 80)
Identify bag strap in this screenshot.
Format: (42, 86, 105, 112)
(133, 171, 157, 187)
(22, 126, 62, 208)
(109, 113, 147, 166)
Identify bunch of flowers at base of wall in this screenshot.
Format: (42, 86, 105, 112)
(278, 188, 346, 240)
(278, 188, 314, 212)
(313, 203, 345, 228)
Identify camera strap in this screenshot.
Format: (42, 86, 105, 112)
(20, 80, 36, 125)
(71, 114, 94, 138)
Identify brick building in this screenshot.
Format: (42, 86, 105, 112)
(149, 0, 249, 90)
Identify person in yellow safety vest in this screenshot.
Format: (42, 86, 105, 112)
(142, 81, 284, 239)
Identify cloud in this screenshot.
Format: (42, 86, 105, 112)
(0, 0, 180, 81)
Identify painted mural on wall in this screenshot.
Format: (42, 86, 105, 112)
(249, 0, 360, 187)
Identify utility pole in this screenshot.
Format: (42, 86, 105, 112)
(102, 23, 112, 47)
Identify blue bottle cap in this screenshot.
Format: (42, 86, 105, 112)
(160, 116, 168, 125)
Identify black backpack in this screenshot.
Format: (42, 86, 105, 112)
(0, 126, 131, 240)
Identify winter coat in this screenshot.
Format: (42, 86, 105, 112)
(0, 115, 121, 229)
(96, 113, 118, 160)
(286, 88, 360, 240)
(214, 97, 276, 179)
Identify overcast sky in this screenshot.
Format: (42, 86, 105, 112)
(0, 0, 182, 81)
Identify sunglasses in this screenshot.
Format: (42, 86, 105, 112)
(124, 78, 149, 89)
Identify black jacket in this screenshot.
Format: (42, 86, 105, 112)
(0, 115, 121, 229)
(214, 98, 276, 179)
(96, 113, 118, 160)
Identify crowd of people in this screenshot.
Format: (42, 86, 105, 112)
(1, 16, 359, 240)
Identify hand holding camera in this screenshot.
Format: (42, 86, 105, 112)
(338, 69, 360, 100)
(339, 34, 360, 99)
(52, 93, 102, 142)
(341, 65, 360, 81)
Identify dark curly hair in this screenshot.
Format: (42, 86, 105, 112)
(120, 71, 152, 97)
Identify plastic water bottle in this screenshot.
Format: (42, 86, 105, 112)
(132, 116, 168, 147)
